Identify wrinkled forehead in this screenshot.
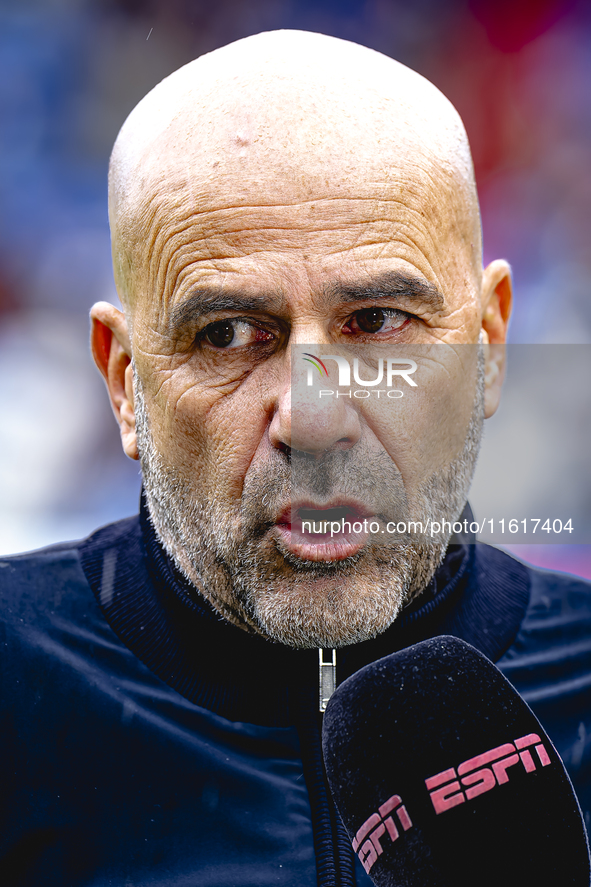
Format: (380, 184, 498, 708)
(109, 32, 480, 309)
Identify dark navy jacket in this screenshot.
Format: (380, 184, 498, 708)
(1, 502, 590, 886)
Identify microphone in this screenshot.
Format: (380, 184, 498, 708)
(322, 636, 590, 886)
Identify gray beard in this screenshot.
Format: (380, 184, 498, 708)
(134, 354, 484, 649)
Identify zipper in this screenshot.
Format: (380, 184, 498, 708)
(295, 649, 357, 885)
(319, 648, 337, 712)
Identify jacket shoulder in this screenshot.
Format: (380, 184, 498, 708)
(0, 516, 139, 624)
(498, 558, 591, 693)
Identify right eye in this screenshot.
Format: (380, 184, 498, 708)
(205, 320, 237, 348)
(201, 318, 276, 350)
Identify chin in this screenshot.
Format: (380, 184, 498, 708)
(240, 564, 409, 649)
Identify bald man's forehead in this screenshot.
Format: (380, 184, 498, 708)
(122, 192, 476, 341)
(137, 126, 457, 224)
(109, 31, 481, 308)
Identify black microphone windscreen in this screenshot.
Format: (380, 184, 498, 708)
(322, 636, 590, 887)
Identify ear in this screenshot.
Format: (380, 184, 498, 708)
(90, 301, 138, 460)
(480, 260, 512, 419)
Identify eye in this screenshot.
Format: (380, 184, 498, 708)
(342, 306, 410, 336)
(205, 320, 235, 347)
(201, 318, 275, 349)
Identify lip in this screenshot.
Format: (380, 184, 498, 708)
(274, 499, 375, 562)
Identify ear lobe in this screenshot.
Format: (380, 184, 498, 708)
(90, 301, 139, 460)
(483, 343, 505, 419)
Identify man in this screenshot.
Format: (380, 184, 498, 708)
(1, 30, 590, 886)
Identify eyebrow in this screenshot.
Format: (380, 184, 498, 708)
(169, 290, 284, 335)
(325, 272, 445, 311)
(168, 271, 445, 335)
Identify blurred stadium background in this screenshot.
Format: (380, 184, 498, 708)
(1, 0, 590, 577)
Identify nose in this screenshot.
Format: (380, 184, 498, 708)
(268, 353, 362, 456)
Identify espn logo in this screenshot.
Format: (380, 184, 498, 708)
(426, 732, 552, 815)
(352, 794, 412, 874)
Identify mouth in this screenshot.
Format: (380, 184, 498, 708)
(273, 500, 375, 562)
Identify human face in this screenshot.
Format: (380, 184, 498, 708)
(127, 165, 487, 648)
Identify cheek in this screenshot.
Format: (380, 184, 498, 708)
(362, 349, 479, 489)
(148, 369, 270, 502)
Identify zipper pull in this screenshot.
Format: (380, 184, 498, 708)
(319, 648, 337, 712)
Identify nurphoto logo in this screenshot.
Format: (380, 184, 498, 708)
(303, 353, 418, 399)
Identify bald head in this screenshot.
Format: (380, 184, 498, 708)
(109, 30, 481, 313)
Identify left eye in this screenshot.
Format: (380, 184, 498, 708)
(202, 319, 274, 349)
(343, 307, 410, 335)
